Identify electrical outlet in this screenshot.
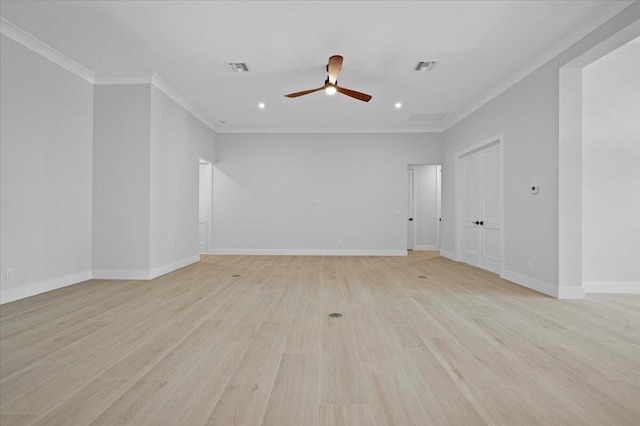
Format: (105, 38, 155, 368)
(337, 240, 343, 246)
(527, 260, 534, 271)
(6, 269, 14, 280)
(249, 239, 255, 246)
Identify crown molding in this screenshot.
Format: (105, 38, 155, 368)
(1, 17, 218, 133)
(93, 72, 218, 131)
(150, 74, 219, 132)
(3, 1, 634, 137)
(0, 17, 94, 83)
(216, 126, 444, 134)
(93, 73, 153, 85)
(440, 0, 635, 131)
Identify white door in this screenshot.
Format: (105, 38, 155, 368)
(407, 168, 415, 250)
(480, 145, 502, 273)
(436, 165, 442, 249)
(461, 153, 482, 267)
(460, 144, 501, 273)
(198, 163, 212, 254)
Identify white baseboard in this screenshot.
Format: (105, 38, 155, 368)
(583, 281, 640, 294)
(149, 255, 200, 279)
(501, 269, 584, 299)
(0, 270, 92, 304)
(93, 255, 200, 280)
(208, 249, 407, 256)
(557, 286, 585, 299)
(92, 268, 151, 280)
(414, 245, 440, 251)
(439, 250, 458, 261)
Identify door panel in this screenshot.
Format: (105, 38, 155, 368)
(461, 153, 482, 266)
(198, 165, 211, 254)
(407, 169, 414, 250)
(481, 145, 501, 273)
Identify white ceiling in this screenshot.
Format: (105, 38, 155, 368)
(0, 0, 633, 133)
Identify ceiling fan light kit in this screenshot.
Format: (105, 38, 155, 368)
(285, 55, 372, 102)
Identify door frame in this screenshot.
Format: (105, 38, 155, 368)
(455, 133, 504, 275)
(198, 158, 213, 254)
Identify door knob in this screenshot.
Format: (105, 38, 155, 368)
(408, 218, 414, 221)
(474, 221, 480, 225)
(479, 221, 484, 225)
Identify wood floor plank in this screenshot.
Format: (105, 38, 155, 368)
(1, 252, 638, 425)
(33, 377, 132, 426)
(0, 414, 39, 426)
(204, 321, 290, 426)
(262, 353, 320, 426)
(318, 404, 374, 426)
(146, 341, 249, 426)
(365, 370, 432, 426)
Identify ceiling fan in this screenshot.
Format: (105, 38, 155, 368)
(284, 55, 372, 102)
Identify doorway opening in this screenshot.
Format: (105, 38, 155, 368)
(559, 22, 640, 295)
(198, 159, 213, 254)
(407, 164, 442, 252)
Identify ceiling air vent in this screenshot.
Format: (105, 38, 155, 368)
(415, 61, 438, 71)
(229, 63, 249, 73)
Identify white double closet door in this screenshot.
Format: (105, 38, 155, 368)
(460, 143, 501, 274)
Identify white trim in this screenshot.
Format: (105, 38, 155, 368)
(414, 245, 439, 251)
(93, 73, 153, 85)
(557, 286, 586, 300)
(439, 1, 634, 131)
(0, 270, 92, 304)
(439, 250, 458, 261)
(150, 74, 218, 131)
(93, 255, 200, 280)
(216, 127, 444, 134)
(91, 269, 152, 280)
(501, 269, 585, 299)
(1, 18, 218, 133)
(149, 255, 200, 279)
(94, 72, 218, 132)
(208, 249, 407, 256)
(0, 17, 94, 83)
(583, 282, 640, 294)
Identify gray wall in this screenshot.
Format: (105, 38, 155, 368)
(150, 86, 216, 270)
(440, 2, 640, 293)
(92, 84, 217, 277)
(1, 35, 94, 302)
(92, 84, 151, 274)
(211, 133, 441, 253)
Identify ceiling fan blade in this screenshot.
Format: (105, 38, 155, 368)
(335, 86, 372, 102)
(284, 85, 327, 98)
(327, 55, 343, 84)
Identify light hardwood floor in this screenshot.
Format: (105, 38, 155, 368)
(1, 252, 639, 425)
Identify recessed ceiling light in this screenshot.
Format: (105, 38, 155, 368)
(395, 102, 402, 109)
(258, 102, 265, 109)
(325, 86, 337, 95)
